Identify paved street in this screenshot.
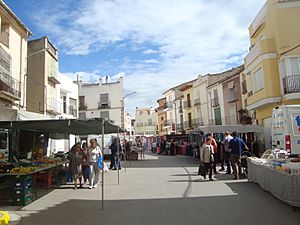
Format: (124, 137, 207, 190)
(9, 154, 300, 225)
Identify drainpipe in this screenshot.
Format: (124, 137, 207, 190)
(19, 36, 23, 109)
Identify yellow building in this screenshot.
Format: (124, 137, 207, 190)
(179, 83, 194, 131)
(0, 1, 31, 109)
(243, 0, 300, 149)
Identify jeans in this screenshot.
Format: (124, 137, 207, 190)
(114, 153, 121, 169)
(89, 163, 99, 187)
(213, 153, 218, 173)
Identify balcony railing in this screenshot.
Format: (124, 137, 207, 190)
(228, 89, 237, 103)
(184, 101, 192, 108)
(184, 121, 192, 129)
(0, 30, 9, 48)
(211, 97, 219, 107)
(176, 123, 184, 130)
(178, 105, 183, 113)
(0, 72, 21, 100)
(98, 101, 110, 109)
(79, 104, 87, 111)
(192, 118, 204, 127)
(283, 75, 300, 95)
(194, 98, 201, 106)
(136, 122, 144, 127)
(68, 105, 77, 117)
(164, 102, 173, 109)
(47, 97, 61, 114)
(242, 80, 247, 94)
(145, 122, 154, 126)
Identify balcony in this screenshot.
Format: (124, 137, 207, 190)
(228, 89, 237, 103)
(0, 30, 9, 48)
(136, 122, 144, 127)
(192, 118, 204, 127)
(184, 121, 192, 129)
(46, 97, 61, 115)
(145, 122, 154, 126)
(184, 101, 192, 108)
(48, 72, 60, 85)
(98, 101, 110, 109)
(178, 105, 183, 113)
(245, 43, 260, 66)
(241, 80, 247, 95)
(0, 72, 21, 101)
(209, 118, 223, 126)
(194, 98, 201, 106)
(68, 105, 77, 117)
(176, 123, 184, 130)
(283, 75, 300, 95)
(164, 120, 172, 127)
(164, 102, 173, 110)
(79, 104, 87, 111)
(211, 97, 219, 107)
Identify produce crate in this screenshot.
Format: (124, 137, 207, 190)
(35, 171, 53, 188)
(13, 175, 33, 206)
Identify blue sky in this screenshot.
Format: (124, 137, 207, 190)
(5, 0, 265, 111)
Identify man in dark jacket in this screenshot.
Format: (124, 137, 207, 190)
(229, 132, 249, 179)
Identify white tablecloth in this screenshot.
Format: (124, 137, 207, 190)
(247, 158, 300, 207)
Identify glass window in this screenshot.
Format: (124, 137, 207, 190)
(252, 67, 264, 93)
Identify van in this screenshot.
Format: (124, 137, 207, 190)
(271, 105, 300, 154)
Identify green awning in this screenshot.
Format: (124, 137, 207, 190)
(0, 118, 123, 139)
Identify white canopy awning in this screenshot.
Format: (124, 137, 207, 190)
(193, 124, 263, 134)
(0, 108, 51, 121)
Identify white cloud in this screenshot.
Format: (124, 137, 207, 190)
(33, 0, 266, 110)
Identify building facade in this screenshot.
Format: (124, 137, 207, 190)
(78, 77, 124, 126)
(135, 107, 157, 136)
(26, 37, 61, 117)
(0, 1, 30, 109)
(156, 97, 168, 136)
(243, 0, 300, 149)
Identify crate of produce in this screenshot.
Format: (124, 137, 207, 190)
(13, 187, 32, 196)
(14, 179, 32, 190)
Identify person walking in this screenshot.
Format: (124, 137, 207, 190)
(229, 132, 249, 179)
(222, 131, 233, 174)
(207, 133, 218, 174)
(81, 142, 90, 185)
(88, 139, 102, 189)
(124, 140, 131, 160)
(200, 137, 214, 181)
(69, 142, 83, 189)
(110, 137, 122, 170)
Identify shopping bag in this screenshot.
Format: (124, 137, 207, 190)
(198, 163, 206, 177)
(98, 156, 103, 169)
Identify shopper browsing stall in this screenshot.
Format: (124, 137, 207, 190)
(200, 137, 214, 181)
(81, 142, 89, 185)
(88, 139, 102, 189)
(69, 142, 83, 190)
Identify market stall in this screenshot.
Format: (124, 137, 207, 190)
(0, 118, 122, 207)
(247, 156, 300, 207)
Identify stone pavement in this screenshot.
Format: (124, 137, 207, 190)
(5, 154, 300, 225)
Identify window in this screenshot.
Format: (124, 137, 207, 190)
(100, 111, 109, 120)
(252, 67, 264, 93)
(100, 93, 109, 107)
(280, 57, 300, 77)
(79, 112, 86, 119)
(79, 96, 86, 110)
(161, 117, 163, 121)
(148, 119, 152, 126)
(187, 94, 191, 107)
(63, 96, 67, 113)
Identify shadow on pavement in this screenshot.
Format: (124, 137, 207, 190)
(17, 182, 300, 225)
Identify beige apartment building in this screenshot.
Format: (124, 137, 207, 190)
(0, 1, 30, 109)
(156, 97, 167, 136)
(26, 37, 61, 116)
(243, 0, 300, 149)
(135, 107, 157, 136)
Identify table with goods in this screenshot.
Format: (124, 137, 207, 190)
(247, 150, 300, 208)
(0, 157, 68, 206)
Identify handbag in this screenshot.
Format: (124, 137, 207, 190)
(198, 163, 206, 177)
(98, 156, 103, 169)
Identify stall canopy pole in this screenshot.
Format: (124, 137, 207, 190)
(101, 119, 105, 211)
(117, 126, 120, 185)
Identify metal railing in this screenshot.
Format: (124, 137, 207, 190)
(46, 97, 62, 114)
(184, 101, 192, 108)
(0, 72, 21, 99)
(176, 123, 184, 130)
(98, 101, 110, 109)
(68, 105, 77, 117)
(283, 75, 300, 94)
(211, 97, 219, 107)
(79, 104, 87, 111)
(164, 102, 173, 109)
(184, 120, 192, 129)
(194, 97, 201, 105)
(192, 118, 204, 127)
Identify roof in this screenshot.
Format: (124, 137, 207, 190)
(0, 1, 32, 35)
(163, 78, 197, 95)
(207, 65, 244, 87)
(0, 118, 123, 139)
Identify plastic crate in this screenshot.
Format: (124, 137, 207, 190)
(14, 179, 32, 190)
(13, 187, 32, 196)
(13, 193, 33, 206)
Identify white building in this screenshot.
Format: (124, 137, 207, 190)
(78, 76, 124, 125)
(135, 107, 157, 136)
(124, 112, 134, 141)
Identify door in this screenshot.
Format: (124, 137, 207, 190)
(214, 107, 222, 125)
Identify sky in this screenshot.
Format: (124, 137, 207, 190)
(5, 0, 265, 112)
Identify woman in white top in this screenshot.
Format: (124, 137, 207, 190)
(88, 138, 102, 189)
(201, 137, 214, 181)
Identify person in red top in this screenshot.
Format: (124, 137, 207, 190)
(207, 133, 218, 174)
